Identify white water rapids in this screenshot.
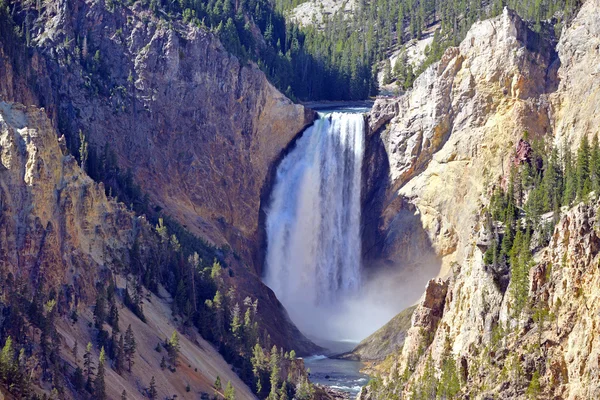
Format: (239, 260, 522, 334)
(264, 112, 366, 343)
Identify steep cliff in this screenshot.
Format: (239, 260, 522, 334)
(0, 100, 258, 399)
(360, 1, 600, 398)
(365, 7, 558, 276)
(0, 0, 317, 353)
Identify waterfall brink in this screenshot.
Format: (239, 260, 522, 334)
(264, 112, 365, 341)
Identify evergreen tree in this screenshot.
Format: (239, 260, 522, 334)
(109, 303, 120, 332)
(576, 135, 591, 199)
(83, 342, 95, 392)
(167, 331, 180, 365)
(269, 345, 280, 399)
(437, 354, 461, 398)
(542, 146, 562, 212)
(94, 287, 107, 329)
(0, 337, 16, 384)
(124, 324, 136, 372)
(225, 381, 236, 400)
(115, 335, 125, 375)
(71, 367, 85, 392)
(95, 347, 107, 400)
(231, 302, 242, 340)
(382, 58, 392, 85)
(563, 140, 577, 206)
(590, 134, 600, 193)
(148, 376, 158, 399)
(215, 375, 222, 390)
(294, 375, 314, 400)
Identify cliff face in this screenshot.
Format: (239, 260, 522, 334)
(361, 1, 600, 398)
(365, 8, 558, 276)
(0, 0, 316, 353)
(0, 100, 142, 301)
(550, 0, 600, 148)
(0, 101, 259, 399)
(1, 0, 314, 266)
(364, 201, 600, 399)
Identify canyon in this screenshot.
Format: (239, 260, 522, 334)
(1, 0, 600, 398)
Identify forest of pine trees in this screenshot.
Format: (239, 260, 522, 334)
(0, 0, 585, 101)
(0, 0, 587, 101)
(484, 133, 599, 313)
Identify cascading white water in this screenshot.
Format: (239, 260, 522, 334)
(264, 112, 365, 341)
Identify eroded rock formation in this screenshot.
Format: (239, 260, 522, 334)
(361, 1, 600, 398)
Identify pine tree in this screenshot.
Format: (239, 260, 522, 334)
(212, 290, 225, 339)
(214, 375, 222, 390)
(294, 375, 314, 400)
(590, 134, 600, 193)
(437, 354, 461, 399)
(124, 325, 136, 372)
(109, 304, 119, 332)
(225, 381, 236, 400)
(231, 302, 242, 340)
(542, 146, 562, 212)
(95, 347, 107, 400)
(83, 342, 94, 392)
(72, 341, 78, 361)
(121, 390, 127, 400)
(269, 345, 280, 399)
(562, 141, 576, 206)
(72, 367, 85, 392)
(382, 58, 392, 85)
(115, 335, 125, 375)
(167, 331, 180, 365)
(576, 134, 591, 199)
(94, 287, 107, 329)
(0, 337, 16, 384)
(148, 376, 158, 399)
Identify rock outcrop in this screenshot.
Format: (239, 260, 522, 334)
(342, 305, 416, 363)
(2, 0, 314, 261)
(365, 6, 558, 284)
(0, 100, 143, 300)
(551, 0, 600, 148)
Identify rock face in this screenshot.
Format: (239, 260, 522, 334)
(289, 0, 357, 28)
(361, 1, 600, 399)
(0, 0, 316, 352)
(551, 0, 600, 148)
(1, 0, 314, 266)
(0, 101, 258, 399)
(365, 6, 558, 281)
(0, 101, 142, 300)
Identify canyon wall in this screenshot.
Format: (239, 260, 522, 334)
(361, 0, 600, 398)
(365, 7, 558, 275)
(0, 0, 316, 353)
(0, 101, 259, 399)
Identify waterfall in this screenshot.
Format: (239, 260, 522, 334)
(264, 112, 365, 341)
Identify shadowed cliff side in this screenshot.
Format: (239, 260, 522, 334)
(0, 0, 317, 353)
